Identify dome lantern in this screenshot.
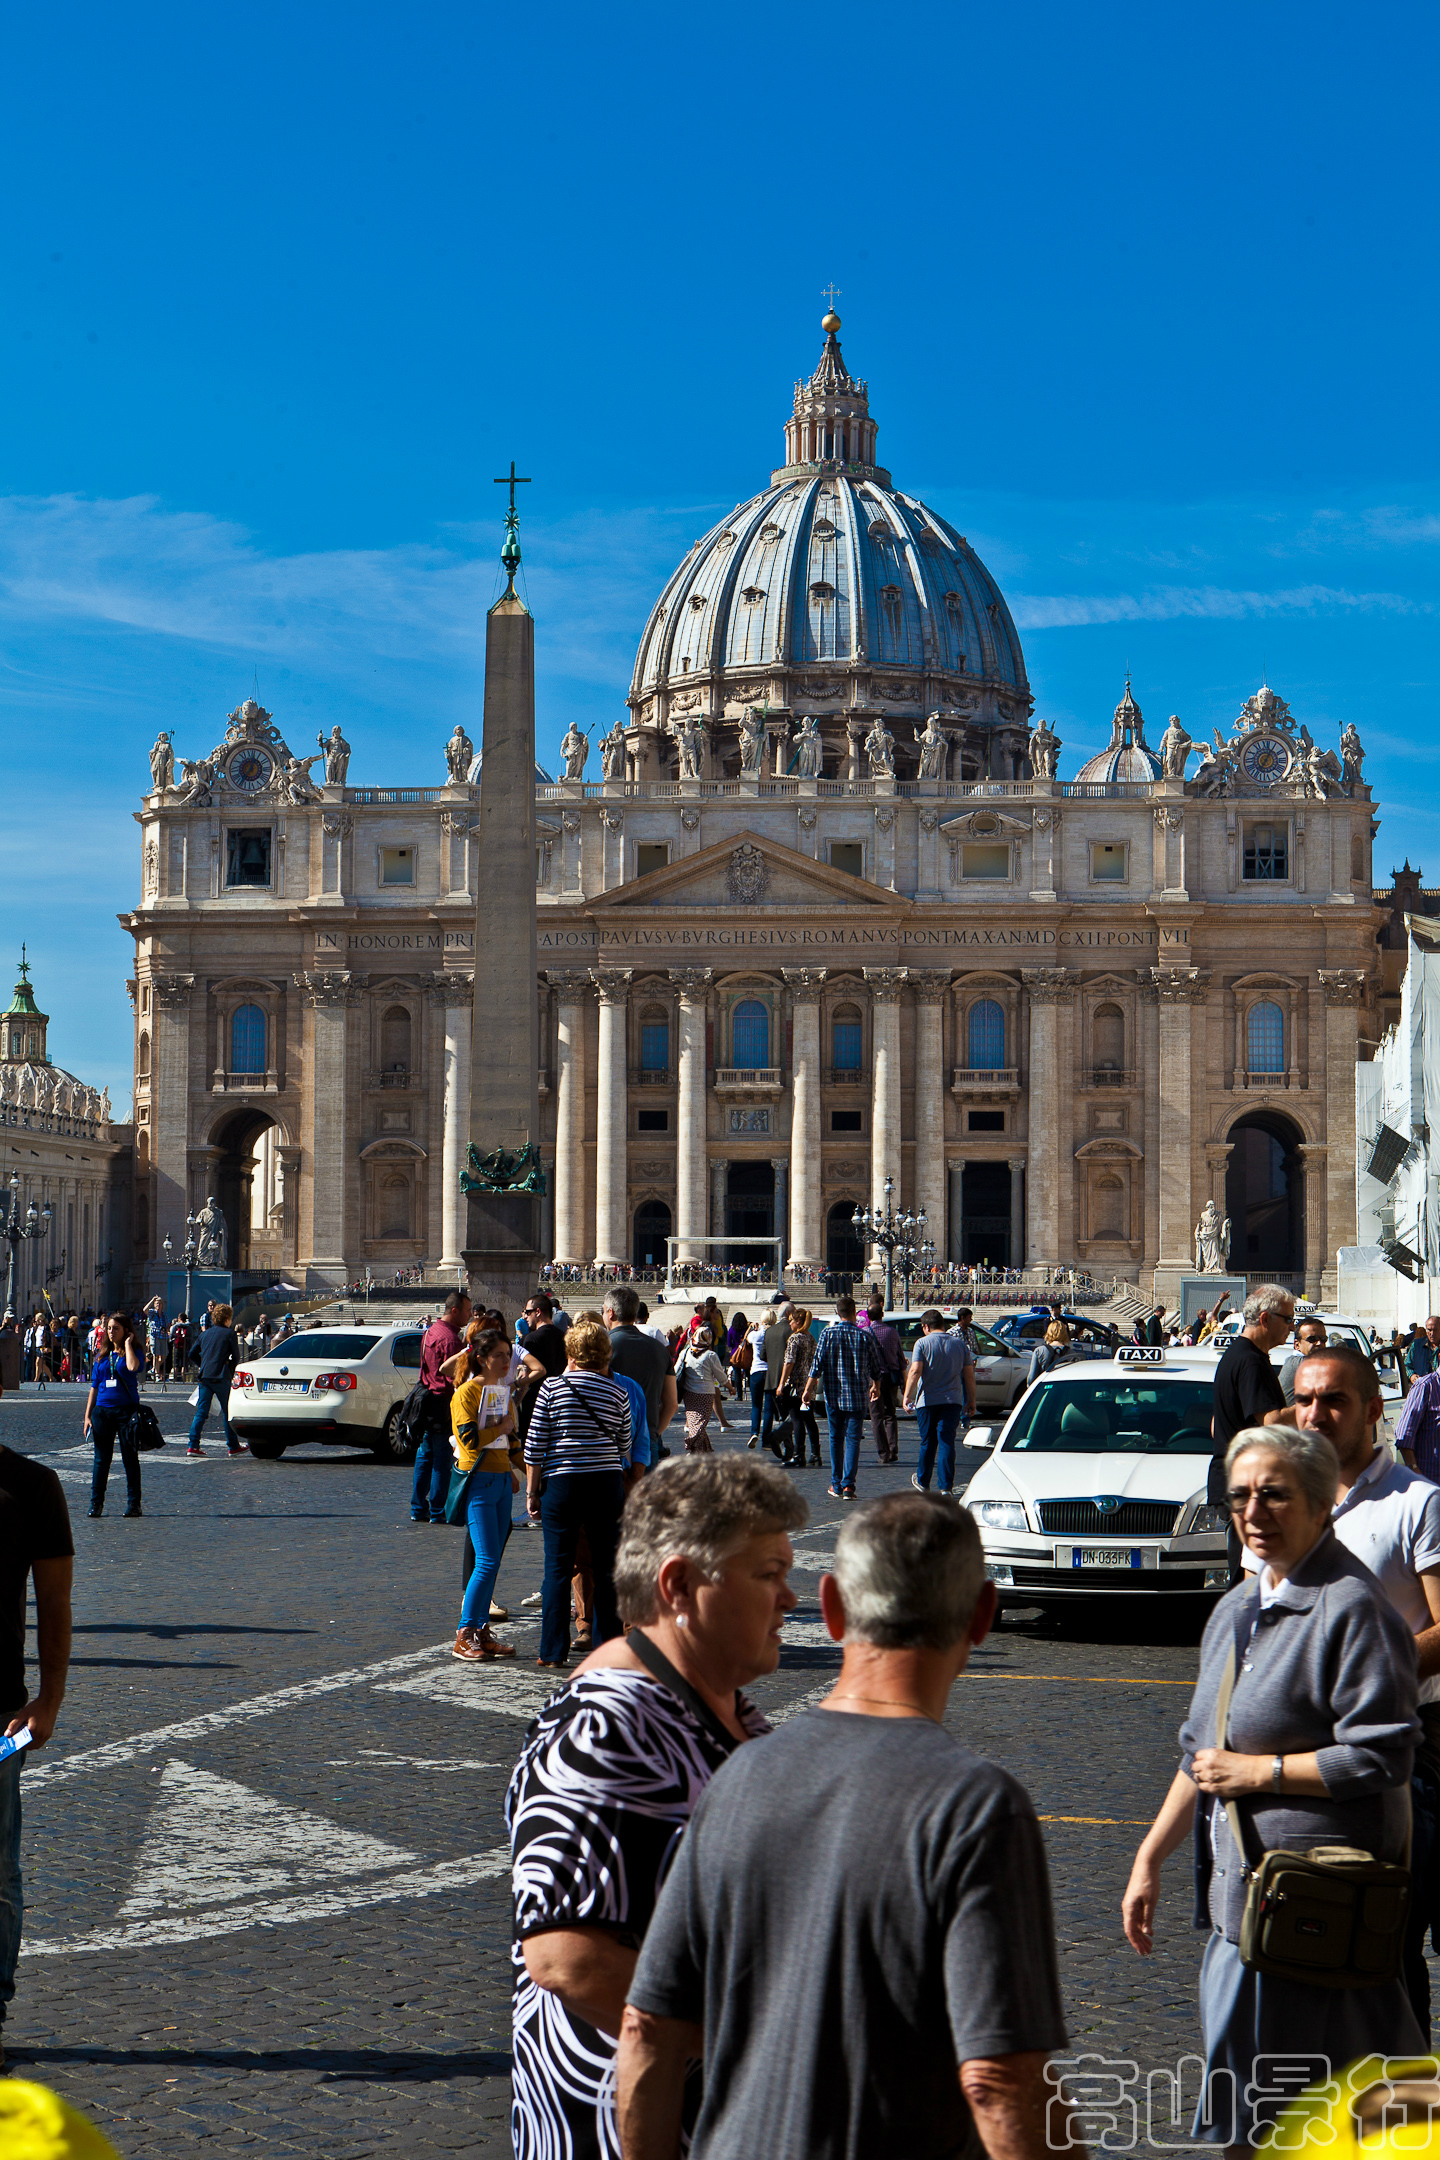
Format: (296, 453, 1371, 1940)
(1074, 677, 1165, 785)
(776, 309, 889, 485)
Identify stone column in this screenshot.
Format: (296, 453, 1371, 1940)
(593, 970, 631, 1267)
(782, 968, 826, 1267)
(150, 974, 195, 1271)
(1009, 1155, 1026, 1268)
(948, 1160, 965, 1266)
(865, 969, 905, 1212)
(1022, 969, 1076, 1266)
(1140, 979, 1161, 1274)
(911, 973, 950, 1250)
(1318, 970, 1367, 1303)
(550, 971, 590, 1266)
(1299, 1143, 1330, 1301)
(298, 971, 361, 1279)
(1151, 966, 1212, 1303)
(710, 1157, 727, 1246)
(671, 969, 712, 1261)
(279, 1144, 302, 1273)
(770, 1156, 789, 1269)
(437, 975, 474, 1272)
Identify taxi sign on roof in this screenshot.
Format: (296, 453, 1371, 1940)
(1115, 1345, 1166, 1364)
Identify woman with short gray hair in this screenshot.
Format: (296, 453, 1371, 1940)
(507, 1454, 805, 2159)
(1122, 1425, 1423, 2153)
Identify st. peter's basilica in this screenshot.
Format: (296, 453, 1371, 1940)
(123, 310, 1379, 1305)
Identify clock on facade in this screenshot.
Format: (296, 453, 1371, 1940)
(226, 746, 275, 794)
(1240, 733, 1291, 785)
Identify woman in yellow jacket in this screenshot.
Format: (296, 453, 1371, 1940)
(449, 1328, 522, 1663)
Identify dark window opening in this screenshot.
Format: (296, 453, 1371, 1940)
(637, 1109, 669, 1132)
(967, 1110, 1005, 1133)
(1243, 824, 1288, 880)
(830, 1109, 863, 1133)
(636, 844, 669, 878)
(830, 842, 864, 878)
(227, 829, 272, 887)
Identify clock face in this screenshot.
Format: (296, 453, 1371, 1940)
(1241, 733, 1290, 784)
(227, 746, 275, 794)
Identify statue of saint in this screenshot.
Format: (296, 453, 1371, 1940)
(1340, 722, 1365, 790)
(792, 712, 824, 779)
(1028, 716, 1061, 780)
(737, 707, 766, 778)
(149, 731, 175, 792)
(863, 715, 896, 777)
(913, 713, 947, 781)
(318, 724, 351, 785)
(99, 1086, 111, 1123)
(444, 725, 474, 785)
(1193, 1200, 1231, 1274)
(560, 723, 590, 781)
(600, 722, 628, 781)
(1159, 715, 1192, 779)
(671, 715, 706, 780)
(282, 754, 323, 803)
(195, 1195, 228, 1270)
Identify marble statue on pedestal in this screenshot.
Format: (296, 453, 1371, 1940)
(863, 715, 895, 777)
(914, 713, 947, 780)
(1194, 1200, 1231, 1273)
(1341, 723, 1365, 791)
(1159, 715, 1193, 779)
(560, 723, 590, 781)
(737, 706, 766, 778)
(600, 722, 627, 781)
(1028, 716, 1061, 780)
(671, 714, 706, 780)
(282, 754, 323, 804)
(195, 1195, 228, 1270)
(149, 731, 175, 792)
(318, 725, 351, 785)
(444, 726, 474, 785)
(792, 712, 824, 778)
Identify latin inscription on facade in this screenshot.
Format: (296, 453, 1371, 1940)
(536, 924, 1176, 953)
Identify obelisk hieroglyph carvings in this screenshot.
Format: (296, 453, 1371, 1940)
(462, 467, 545, 1310)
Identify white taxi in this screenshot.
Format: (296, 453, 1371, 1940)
(230, 1324, 425, 1460)
(963, 1345, 1230, 1607)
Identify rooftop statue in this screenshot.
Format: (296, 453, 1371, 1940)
(318, 724, 351, 786)
(670, 713, 707, 781)
(282, 754, 323, 804)
(444, 725, 474, 785)
(737, 706, 766, 778)
(914, 712, 947, 780)
(1340, 722, 1365, 791)
(560, 723, 590, 781)
(600, 722, 628, 781)
(1028, 715, 1061, 780)
(864, 714, 896, 777)
(792, 711, 824, 779)
(149, 731, 175, 793)
(1159, 715, 1192, 779)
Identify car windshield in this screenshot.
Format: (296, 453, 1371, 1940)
(260, 1333, 380, 1360)
(1002, 1377, 1217, 1454)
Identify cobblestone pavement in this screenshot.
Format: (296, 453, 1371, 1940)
(4, 1380, 1399, 2155)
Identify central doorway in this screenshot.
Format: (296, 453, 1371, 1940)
(633, 1199, 671, 1271)
(212, 1108, 284, 1276)
(961, 1162, 1011, 1268)
(725, 1160, 774, 1263)
(1225, 1112, 1305, 1280)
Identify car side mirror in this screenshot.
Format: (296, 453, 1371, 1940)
(964, 1423, 1000, 1450)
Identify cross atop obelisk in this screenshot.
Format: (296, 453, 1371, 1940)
(494, 462, 531, 599)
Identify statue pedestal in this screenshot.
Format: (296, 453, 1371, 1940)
(739, 777, 761, 798)
(871, 775, 897, 798)
(916, 776, 942, 797)
(1172, 1272, 1246, 1329)
(1031, 777, 1058, 797)
(797, 776, 819, 800)
(600, 778, 626, 800)
(678, 776, 702, 801)
(559, 778, 585, 800)
(319, 783, 345, 804)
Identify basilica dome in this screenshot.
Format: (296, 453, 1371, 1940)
(625, 313, 1034, 784)
(1073, 680, 1164, 785)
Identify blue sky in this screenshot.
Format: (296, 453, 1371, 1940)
(2, 0, 1437, 1107)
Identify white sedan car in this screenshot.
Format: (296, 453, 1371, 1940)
(964, 1346, 1230, 1607)
(230, 1324, 425, 1460)
(882, 1313, 1031, 1414)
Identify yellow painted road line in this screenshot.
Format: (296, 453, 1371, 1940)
(1038, 1815, 1152, 1825)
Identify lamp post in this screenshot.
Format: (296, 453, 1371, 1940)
(163, 1215, 199, 1328)
(851, 1177, 926, 1311)
(897, 1234, 937, 1311)
(3, 1174, 51, 1317)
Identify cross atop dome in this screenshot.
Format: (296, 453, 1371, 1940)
(777, 305, 888, 484)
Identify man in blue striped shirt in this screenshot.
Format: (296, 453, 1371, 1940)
(802, 1296, 882, 1501)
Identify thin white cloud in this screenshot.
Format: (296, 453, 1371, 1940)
(1012, 583, 1427, 630)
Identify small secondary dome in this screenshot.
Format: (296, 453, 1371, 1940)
(1074, 680, 1164, 785)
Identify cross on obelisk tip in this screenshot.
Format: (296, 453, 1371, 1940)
(493, 461, 533, 597)
(493, 460, 532, 515)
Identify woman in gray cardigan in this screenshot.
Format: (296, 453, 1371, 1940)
(1122, 1423, 1423, 2155)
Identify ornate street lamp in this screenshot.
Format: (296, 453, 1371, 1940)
(851, 1176, 927, 1310)
(163, 1213, 199, 1328)
(3, 1174, 51, 1317)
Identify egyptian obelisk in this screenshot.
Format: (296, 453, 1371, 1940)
(462, 470, 543, 1312)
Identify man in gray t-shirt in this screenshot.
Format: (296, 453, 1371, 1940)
(901, 1310, 974, 1497)
(619, 1494, 1071, 2159)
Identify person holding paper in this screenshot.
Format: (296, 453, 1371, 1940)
(449, 1329, 521, 1663)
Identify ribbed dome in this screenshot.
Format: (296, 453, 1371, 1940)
(1074, 680, 1164, 785)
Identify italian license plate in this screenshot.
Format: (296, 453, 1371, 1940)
(1071, 1546, 1139, 1569)
(261, 1380, 309, 1394)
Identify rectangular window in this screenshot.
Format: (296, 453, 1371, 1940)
(1090, 842, 1127, 883)
(1243, 823, 1288, 880)
(962, 842, 1010, 880)
(226, 829, 272, 888)
(832, 1021, 862, 1070)
(830, 1109, 863, 1133)
(380, 846, 415, 886)
(636, 844, 669, 878)
(640, 1023, 669, 1072)
(637, 1109, 669, 1132)
(830, 842, 864, 878)
(968, 1110, 1006, 1133)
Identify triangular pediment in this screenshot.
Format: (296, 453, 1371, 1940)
(602, 829, 894, 911)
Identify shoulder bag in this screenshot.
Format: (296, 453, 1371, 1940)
(562, 1376, 627, 1462)
(1213, 1636, 1411, 1989)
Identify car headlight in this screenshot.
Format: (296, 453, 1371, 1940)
(970, 1500, 1029, 1532)
(1189, 1505, 1229, 1534)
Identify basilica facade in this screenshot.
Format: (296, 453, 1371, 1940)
(125, 312, 1380, 1304)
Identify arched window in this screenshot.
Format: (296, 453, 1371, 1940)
(380, 1004, 412, 1074)
(1247, 1001, 1285, 1075)
(732, 999, 770, 1070)
(640, 1006, 669, 1074)
(1093, 1175, 1126, 1240)
(136, 1031, 151, 1079)
(1093, 1002, 1124, 1078)
(968, 999, 1005, 1071)
(831, 1005, 862, 1071)
(379, 1172, 410, 1239)
(230, 1004, 266, 1075)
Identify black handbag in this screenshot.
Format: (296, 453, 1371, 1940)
(129, 1403, 165, 1452)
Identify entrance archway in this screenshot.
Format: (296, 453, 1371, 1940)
(1225, 1111, 1305, 1280)
(726, 1160, 774, 1262)
(210, 1109, 285, 1277)
(633, 1199, 671, 1271)
(826, 1202, 865, 1277)
(961, 1161, 1011, 1267)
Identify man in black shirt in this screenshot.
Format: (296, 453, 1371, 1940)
(603, 1286, 676, 1460)
(0, 1408, 74, 2068)
(517, 1292, 569, 1441)
(1211, 1283, 1296, 1580)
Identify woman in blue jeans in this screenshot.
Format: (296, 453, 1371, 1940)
(449, 1330, 521, 1663)
(84, 1311, 144, 1517)
(524, 1321, 632, 1668)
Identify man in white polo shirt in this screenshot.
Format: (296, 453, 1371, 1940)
(1290, 1340, 1440, 2034)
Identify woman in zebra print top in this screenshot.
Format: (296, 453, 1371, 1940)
(505, 1453, 806, 2160)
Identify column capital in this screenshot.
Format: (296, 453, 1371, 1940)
(427, 971, 475, 1008)
(152, 973, 195, 1010)
(1298, 1142, 1330, 1165)
(863, 966, 906, 1004)
(1008, 1153, 1028, 1171)
(781, 967, 827, 1003)
(593, 968, 633, 1005)
(1318, 968, 1368, 1007)
(909, 970, 952, 1005)
(669, 967, 713, 1001)
(1149, 966, 1212, 1004)
(547, 969, 593, 1002)
(1021, 967, 1077, 1005)
(296, 970, 362, 1008)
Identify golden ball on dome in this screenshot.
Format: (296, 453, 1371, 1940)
(821, 309, 841, 334)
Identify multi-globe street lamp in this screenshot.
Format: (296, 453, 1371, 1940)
(162, 1212, 199, 1328)
(3, 1173, 51, 1317)
(851, 1177, 927, 1311)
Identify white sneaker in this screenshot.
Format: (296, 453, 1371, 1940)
(521, 1590, 543, 1608)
